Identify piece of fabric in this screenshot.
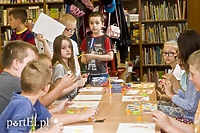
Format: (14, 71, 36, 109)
(52, 64, 78, 100)
(10, 28, 36, 45)
(0, 92, 51, 133)
(0, 72, 21, 114)
(80, 35, 112, 76)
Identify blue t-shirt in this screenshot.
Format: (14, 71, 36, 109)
(0, 92, 52, 133)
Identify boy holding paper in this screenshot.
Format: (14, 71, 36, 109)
(9, 8, 36, 45)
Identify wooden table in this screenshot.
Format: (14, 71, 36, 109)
(67, 85, 160, 133)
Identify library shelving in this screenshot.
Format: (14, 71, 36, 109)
(0, 0, 65, 52)
(126, 0, 188, 84)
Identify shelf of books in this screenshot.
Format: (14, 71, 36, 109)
(141, 0, 187, 84)
(128, 0, 187, 84)
(0, 0, 65, 49)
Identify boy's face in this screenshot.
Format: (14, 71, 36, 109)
(189, 64, 200, 91)
(61, 40, 72, 60)
(89, 16, 103, 35)
(62, 21, 76, 38)
(9, 15, 20, 30)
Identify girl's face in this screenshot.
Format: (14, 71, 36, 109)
(89, 16, 103, 36)
(61, 40, 72, 60)
(163, 44, 178, 65)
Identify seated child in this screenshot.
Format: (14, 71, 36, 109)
(0, 60, 63, 133)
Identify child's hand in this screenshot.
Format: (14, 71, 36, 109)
(36, 34, 46, 43)
(59, 74, 76, 88)
(152, 110, 172, 131)
(163, 80, 174, 98)
(81, 55, 88, 64)
(83, 54, 94, 62)
(79, 108, 98, 121)
(76, 78, 86, 87)
(48, 123, 63, 133)
(162, 73, 177, 84)
(54, 99, 74, 113)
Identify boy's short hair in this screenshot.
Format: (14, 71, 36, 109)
(0, 40, 38, 69)
(59, 14, 77, 26)
(88, 11, 104, 23)
(21, 60, 51, 94)
(9, 8, 27, 24)
(38, 53, 51, 61)
(188, 50, 200, 71)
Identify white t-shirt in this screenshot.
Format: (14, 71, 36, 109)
(173, 64, 185, 80)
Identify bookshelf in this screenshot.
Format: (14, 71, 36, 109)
(129, 0, 188, 84)
(0, 0, 65, 51)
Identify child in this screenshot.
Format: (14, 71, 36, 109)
(0, 40, 98, 124)
(154, 29, 200, 132)
(157, 41, 186, 118)
(52, 35, 85, 100)
(152, 48, 200, 133)
(80, 11, 113, 82)
(0, 60, 63, 133)
(9, 8, 36, 45)
(37, 13, 81, 77)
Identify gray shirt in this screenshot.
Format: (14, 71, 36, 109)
(52, 64, 77, 101)
(0, 72, 21, 114)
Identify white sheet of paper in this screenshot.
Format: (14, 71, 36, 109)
(73, 95, 102, 101)
(117, 123, 155, 133)
(79, 87, 103, 92)
(69, 101, 100, 108)
(126, 90, 139, 94)
(32, 12, 65, 43)
(63, 125, 93, 133)
(122, 96, 149, 102)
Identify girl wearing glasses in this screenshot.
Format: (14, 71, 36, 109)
(158, 40, 186, 119)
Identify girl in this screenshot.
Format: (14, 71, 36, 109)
(158, 40, 186, 119)
(52, 35, 85, 100)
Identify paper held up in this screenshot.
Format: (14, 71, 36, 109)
(32, 12, 65, 43)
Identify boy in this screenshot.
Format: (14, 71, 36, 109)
(0, 40, 98, 124)
(80, 11, 113, 81)
(0, 60, 63, 133)
(9, 8, 36, 45)
(37, 14, 81, 77)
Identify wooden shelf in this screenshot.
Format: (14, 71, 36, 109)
(143, 64, 170, 67)
(142, 19, 188, 23)
(0, 2, 44, 6)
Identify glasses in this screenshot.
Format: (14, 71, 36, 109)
(162, 52, 177, 57)
(65, 28, 76, 33)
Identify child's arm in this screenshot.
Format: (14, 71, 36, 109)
(51, 107, 98, 125)
(39, 74, 76, 107)
(54, 78, 85, 99)
(37, 34, 53, 59)
(169, 116, 194, 133)
(49, 99, 73, 114)
(83, 51, 113, 62)
(152, 110, 193, 133)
